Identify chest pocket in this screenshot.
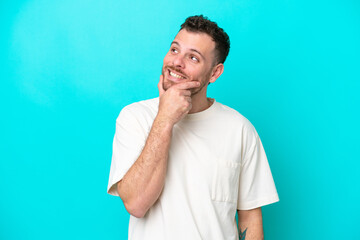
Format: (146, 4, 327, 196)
(211, 161, 241, 204)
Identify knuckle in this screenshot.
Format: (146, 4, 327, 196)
(184, 102, 190, 109)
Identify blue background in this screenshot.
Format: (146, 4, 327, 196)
(1, 0, 359, 239)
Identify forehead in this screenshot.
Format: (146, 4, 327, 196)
(172, 29, 216, 59)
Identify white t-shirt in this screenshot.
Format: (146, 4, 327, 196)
(107, 97, 279, 240)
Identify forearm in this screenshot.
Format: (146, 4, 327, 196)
(238, 208, 264, 240)
(117, 115, 173, 218)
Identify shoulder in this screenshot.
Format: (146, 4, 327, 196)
(118, 97, 159, 118)
(116, 98, 159, 128)
(215, 101, 257, 135)
(121, 97, 159, 114)
(215, 102, 262, 158)
(214, 101, 260, 149)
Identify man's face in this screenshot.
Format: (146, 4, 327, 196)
(162, 29, 217, 95)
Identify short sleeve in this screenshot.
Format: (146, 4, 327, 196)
(237, 126, 279, 210)
(107, 106, 148, 196)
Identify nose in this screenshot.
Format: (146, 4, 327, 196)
(173, 54, 185, 69)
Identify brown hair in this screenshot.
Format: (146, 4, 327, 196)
(180, 15, 230, 65)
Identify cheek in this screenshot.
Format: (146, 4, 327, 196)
(186, 67, 199, 78)
(163, 53, 172, 63)
(190, 69, 204, 80)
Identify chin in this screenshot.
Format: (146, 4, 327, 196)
(162, 80, 174, 91)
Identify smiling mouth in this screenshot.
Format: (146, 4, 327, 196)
(168, 69, 186, 79)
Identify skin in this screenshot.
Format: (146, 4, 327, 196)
(116, 77, 200, 218)
(161, 29, 224, 113)
(238, 208, 264, 240)
(117, 28, 264, 239)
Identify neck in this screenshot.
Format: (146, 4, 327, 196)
(188, 93, 213, 114)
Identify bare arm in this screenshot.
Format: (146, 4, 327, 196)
(117, 116, 172, 218)
(117, 75, 200, 218)
(238, 207, 264, 240)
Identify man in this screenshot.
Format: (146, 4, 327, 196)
(107, 15, 279, 240)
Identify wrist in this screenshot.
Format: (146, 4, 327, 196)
(153, 114, 174, 132)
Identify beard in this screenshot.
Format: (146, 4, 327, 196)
(161, 65, 211, 96)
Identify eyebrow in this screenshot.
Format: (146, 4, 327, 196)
(171, 41, 205, 60)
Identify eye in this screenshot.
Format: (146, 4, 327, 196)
(190, 55, 199, 62)
(171, 48, 178, 54)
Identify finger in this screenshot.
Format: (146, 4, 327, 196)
(187, 102, 193, 112)
(179, 89, 191, 96)
(174, 81, 200, 90)
(158, 75, 165, 96)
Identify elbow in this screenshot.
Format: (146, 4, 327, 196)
(117, 181, 148, 218)
(123, 200, 148, 218)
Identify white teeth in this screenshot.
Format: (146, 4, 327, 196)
(170, 71, 184, 79)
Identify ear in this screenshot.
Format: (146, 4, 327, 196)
(209, 63, 224, 84)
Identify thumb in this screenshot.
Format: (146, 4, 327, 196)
(158, 74, 165, 96)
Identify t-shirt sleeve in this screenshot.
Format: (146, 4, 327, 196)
(107, 106, 148, 196)
(237, 125, 279, 210)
